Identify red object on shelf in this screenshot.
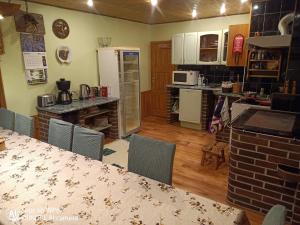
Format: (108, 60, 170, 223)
(101, 86, 108, 97)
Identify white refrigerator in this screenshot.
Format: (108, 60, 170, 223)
(98, 47, 141, 138)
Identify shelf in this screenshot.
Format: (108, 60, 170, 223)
(248, 75, 279, 78)
(249, 59, 280, 62)
(249, 69, 279, 72)
(171, 96, 179, 99)
(171, 111, 179, 115)
(83, 109, 111, 119)
(200, 48, 218, 50)
(90, 124, 112, 131)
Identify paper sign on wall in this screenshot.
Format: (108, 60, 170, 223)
(23, 52, 48, 70)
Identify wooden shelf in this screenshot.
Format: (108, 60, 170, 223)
(248, 75, 279, 78)
(83, 109, 111, 119)
(249, 59, 280, 62)
(248, 69, 279, 72)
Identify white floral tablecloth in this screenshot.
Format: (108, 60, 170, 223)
(0, 128, 249, 225)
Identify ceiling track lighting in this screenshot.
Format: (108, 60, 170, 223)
(87, 0, 94, 7)
(253, 4, 259, 10)
(151, 0, 158, 7)
(220, 3, 226, 15)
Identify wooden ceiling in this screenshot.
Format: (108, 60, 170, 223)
(27, 0, 251, 24)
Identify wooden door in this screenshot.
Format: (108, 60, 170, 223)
(151, 41, 174, 118)
(0, 68, 6, 108)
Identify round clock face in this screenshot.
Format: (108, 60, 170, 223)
(52, 19, 70, 39)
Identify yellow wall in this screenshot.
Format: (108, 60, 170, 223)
(0, 0, 250, 116)
(0, 0, 151, 115)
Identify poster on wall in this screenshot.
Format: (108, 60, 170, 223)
(20, 33, 48, 85)
(15, 12, 45, 35)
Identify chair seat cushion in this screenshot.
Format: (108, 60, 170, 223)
(262, 205, 286, 225)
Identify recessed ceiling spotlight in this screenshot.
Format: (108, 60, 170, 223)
(87, 0, 94, 7)
(241, 0, 247, 3)
(220, 3, 226, 15)
(253, 4, 259, 10)
(192, 8, 197, 18)
(0, 14, 4, 20)
(151, 0, 158, 7)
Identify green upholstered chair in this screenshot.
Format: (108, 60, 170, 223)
(14, 113, 34, 137)
(0, 108, 15, 130)
(48, 118, 73, 150)
(72, 126, 105, 161)
(262, 205, 286, 225)
(128, 134, 176, 185)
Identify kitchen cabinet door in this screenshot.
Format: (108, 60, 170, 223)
(197, 31, 222, 65)
(172, 33, 184, 65)
(221, 29, 229, 65)
(179, 89, 202, 124)
(184, 32, 198, 65)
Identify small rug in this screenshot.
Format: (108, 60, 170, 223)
(103, 139, 129, 169)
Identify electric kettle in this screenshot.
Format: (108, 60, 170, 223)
(79, 84, 91, 100)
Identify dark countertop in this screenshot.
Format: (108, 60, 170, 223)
(37, 97, 119, 114)
(167, 84, 221, 91)
(213, 91, 244, 98)
(232, 108, 300, 139)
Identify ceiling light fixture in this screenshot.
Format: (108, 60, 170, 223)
(241, 0, 247, 3)
(151, 0, 158, 7)
(87, 0, 94, 7)
(192, 8, 197, 18)
(220, 3, 226, 15)
(253, 4, 259, 10)
(0, 14, 4, 20)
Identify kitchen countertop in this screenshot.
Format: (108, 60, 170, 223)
(232, 108, 300, 139)
(213, 91, 244, 98)
(37, 97, 119, 114)
(167, 84, 221, 91)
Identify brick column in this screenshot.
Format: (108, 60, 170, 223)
(107, 101, 119, 139)
(228, 128, 300, 223)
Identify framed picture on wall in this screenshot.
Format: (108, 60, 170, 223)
(14, 12, 45, 35)
(25, 69, 48, 85)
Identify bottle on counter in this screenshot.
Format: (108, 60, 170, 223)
(292, 81, 297, 95)
(284, 81, 289, 94)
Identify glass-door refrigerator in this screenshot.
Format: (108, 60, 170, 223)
(98, 47, 141, 138)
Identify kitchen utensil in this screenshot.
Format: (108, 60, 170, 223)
(101, 86, 108, 97)
(56, 78, 72, 105)
(37, 94, 56, 107)
(232, 83, 241, 94)
(80, 84, 91, 100)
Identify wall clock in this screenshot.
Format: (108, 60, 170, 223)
(52, 19, 69, 39)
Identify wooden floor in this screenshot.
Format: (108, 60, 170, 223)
(139, 116, 264, 225)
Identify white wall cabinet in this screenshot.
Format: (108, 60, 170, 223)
(172, 33, 184, 65)
(172, 30, 228, 65)
(179, 89, 202, 124)
(197, 31, 222, 65)
(183, 32, 198, 65)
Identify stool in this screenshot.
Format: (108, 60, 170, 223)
(201, 142, 227, 170)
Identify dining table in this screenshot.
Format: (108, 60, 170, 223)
(0, 127, 250, 225)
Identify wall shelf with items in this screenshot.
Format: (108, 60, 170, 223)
(247, 49, 282, 81)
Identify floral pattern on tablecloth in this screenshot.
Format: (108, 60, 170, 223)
(0, 128, 249, 225)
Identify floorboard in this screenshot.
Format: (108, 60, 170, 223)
(139, 116, 264, 225)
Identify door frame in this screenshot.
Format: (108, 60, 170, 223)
(0, 68, 6, 108)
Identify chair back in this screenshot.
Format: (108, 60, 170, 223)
(128, 134, 176, 185)
(72, 126, 104, 161)
(14, 113, 34, 137)
(262, 205, 286, 225)
(0, 108, 15, 130)
(48, 119, 73, 150)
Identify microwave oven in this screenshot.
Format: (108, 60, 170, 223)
(172, 71, 199, 85)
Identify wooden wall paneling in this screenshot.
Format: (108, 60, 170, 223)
(0, 68, 6, 108)
(32, 115, 40, 140)
(226, 24, 250, 67)
(141, 90, 152, 119)
(27, 0, 250, 24)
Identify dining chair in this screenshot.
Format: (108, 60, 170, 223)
(128, 134, 176, 185)
(48, 118, 74, 150)
(262, 205, 286, 225)
(14, 113, 34, 137)
(0, 108, 15, 130)
(72, 126, 105, 161)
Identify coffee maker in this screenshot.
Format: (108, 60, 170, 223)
(56, 78, 72, 105)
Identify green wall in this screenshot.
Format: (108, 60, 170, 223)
(0, 0, 151, 116)
(0, 0, 249, 116)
